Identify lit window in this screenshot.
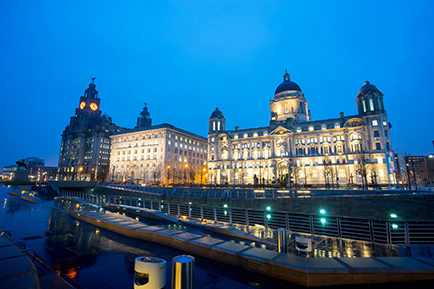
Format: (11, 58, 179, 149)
(253, 132, 258, 137)
(362, 100, 367, 112)
(309, 126, 314, 131)
(377, 157, 383, 164)
(372, 120, 378, 126)
(334, 122, 340, 129)
(296, 127, 301, 133)
(383, 120, 387, 126)
(369, 99, 374, 111)
(321, 124, 327, 130)
(244, 133, 248, 138)
(234, 134, 238, 139)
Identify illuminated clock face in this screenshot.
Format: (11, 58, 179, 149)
(79, 101, 86, 109)
(90, 102, 98, 111)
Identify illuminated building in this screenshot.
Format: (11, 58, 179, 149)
(57, 79, 123, 181)
(208, 72, 395, 187)
(109, 105, 208, 185)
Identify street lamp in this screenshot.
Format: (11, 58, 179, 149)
(202, 167, 207, 185)
(166, 165, 171, 186)
(184, 164, 188, 185)
(406, 163, 411, 190)
(112, 165, 115, 183)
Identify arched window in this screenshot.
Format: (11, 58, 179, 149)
(338, 169, 346, 178)
(243, 150, 249, 159)
(311, 170, 318, 179)
(298, 170, 305, 179)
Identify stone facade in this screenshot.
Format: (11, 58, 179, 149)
(109, 106, 208, 185)
(208, 72, 395, 187)
(57, 79, 123, 182)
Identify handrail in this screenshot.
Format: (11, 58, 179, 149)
(59, 189, 434, 246)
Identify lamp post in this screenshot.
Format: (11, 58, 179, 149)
(406, 163, 411, 190)
(79, 167, 84, 181)
(166, 165, 171, 186)
(202, 167, 207, 186)
(112, 165, 115, 183)
(184, 164, 188, 186)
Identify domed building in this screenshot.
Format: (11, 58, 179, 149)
(207, 72, 395, 187)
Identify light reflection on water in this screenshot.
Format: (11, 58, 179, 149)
(66, 197, 419, 258)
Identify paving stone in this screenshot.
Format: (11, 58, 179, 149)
(0, 255, 36, 279)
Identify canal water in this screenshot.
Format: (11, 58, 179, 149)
(2, 185, 434, 289)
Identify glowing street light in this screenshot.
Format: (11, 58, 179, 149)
(320, 218, 327, 225)
(266, 206, 271, 211)
(319, 209, 326, 214)
(390, 213, 398, 218)
(391, 224, 399, 230)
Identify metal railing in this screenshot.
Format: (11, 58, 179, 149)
(97, 182, 434, 199)
(59, 189, 434, 246)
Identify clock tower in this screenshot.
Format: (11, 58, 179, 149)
(76, 78, 101, 116)
(58, 78, 125, 182)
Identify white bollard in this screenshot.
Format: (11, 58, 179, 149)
(134, 256, 166, 289)
(295, 236, 312, 253)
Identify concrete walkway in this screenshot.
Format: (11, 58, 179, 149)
(104, 204, 272, 246)
(69, 210, 434, 287)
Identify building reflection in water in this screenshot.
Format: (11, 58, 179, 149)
(229, 222, 408, 258)
(44, 200, 99, 281)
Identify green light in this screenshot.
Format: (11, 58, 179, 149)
(266, 206, 271, 211)
(390, 214, 397, 218)
(392, 224, 399, 230)
(320, 218, 326, 224)
(267, 214, 271, 220)
(224, 211, 227, 215)
(319, 209, 326, 214)
(189, 202, 192, 205)
(223, 204, 228, 208)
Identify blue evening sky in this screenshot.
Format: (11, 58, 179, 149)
(1, 0, 433, 170)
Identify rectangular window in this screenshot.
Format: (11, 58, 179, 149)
(373, 130, 380, 137)
(375, 142, 381, 150)
(369, 99, 374, 111)
(372, 120, 378, 126)
(362, 100, 366, 112)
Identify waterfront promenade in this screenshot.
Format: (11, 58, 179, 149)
(0, 186, 297, 288)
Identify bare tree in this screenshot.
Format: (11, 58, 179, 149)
(188, 166, 197, 185)
(239, 167, 248, 186)
(322, 158, 335, 189)
(355, 151, 370, 189)
(152, 163, 163, 185)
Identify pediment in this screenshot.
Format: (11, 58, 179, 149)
(269, 126, 293, 135)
